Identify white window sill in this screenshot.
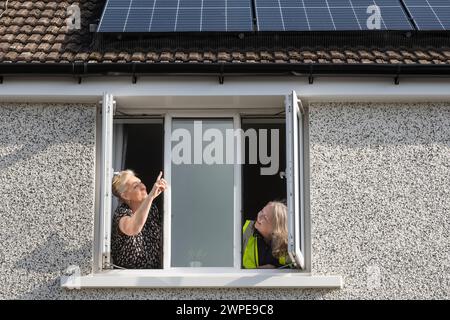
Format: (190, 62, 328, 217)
(61, 269, 343, 289)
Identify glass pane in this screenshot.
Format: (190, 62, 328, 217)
(171, 119, 234, 267)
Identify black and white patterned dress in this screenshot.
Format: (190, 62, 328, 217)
(111, 202, 162, 269)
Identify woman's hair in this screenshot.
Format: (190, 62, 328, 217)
(112, 169, 135, 200)
(270, 201, 288, 259)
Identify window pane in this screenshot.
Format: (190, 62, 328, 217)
(171, 119, 234, 267)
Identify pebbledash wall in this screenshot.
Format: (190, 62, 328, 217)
(0, 101, 449, 299)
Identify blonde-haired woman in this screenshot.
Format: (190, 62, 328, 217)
(111, 170, 167, 269)
(242, 201, 291, 269)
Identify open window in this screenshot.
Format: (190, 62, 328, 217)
(97, 92, 306, 272)
(99, 93, 114, 269)
(67, 91, 349, 288)
(286, 91, 306, 269)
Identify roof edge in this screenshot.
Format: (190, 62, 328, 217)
(1, 62, 450, 79)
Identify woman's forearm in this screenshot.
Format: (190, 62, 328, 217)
(129, 194, 154, 234)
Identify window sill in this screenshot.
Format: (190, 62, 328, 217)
(61, 269, 343, 289)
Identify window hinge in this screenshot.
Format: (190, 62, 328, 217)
(102, 255, 113, 270)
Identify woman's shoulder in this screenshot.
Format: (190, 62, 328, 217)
(114, 202, 132, 218)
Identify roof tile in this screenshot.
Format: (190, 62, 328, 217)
(73, 52, 90, 61)
(103, 52, 117, 62)
(34, 2, 46, 11)
(37, 43, 52, 53)
(203, 51, 216, 62)
(260, 51, 273, 60)
(146, 52, 159, 62)
(37, 17, 51, 27)
(344, 50, 359, 60)
(316, 51, 331, 59)
(9, 42, 23, 52)
(174, 52, 188, 62)
(10, 1, 21, 10)
(2, 34, 15, 42)
(23, 42, 39, 53)
(5, 51, 19, 61)
(231, 52, 245, 62)
(414, 51, 431, 60)
(60, 51, 75, 62)
(160, 52, 174, 62)
(7, 25, 21, 35)
(400, 50, 417, 60)
(17, 51, 33, 62)
(217, 52, 231, 62)
(20, 25, 33, 34)
(24, 16, 38, 26)
(302, 51, 316, 60)
(15, 34, 28, 43)
(15, 9, 29, 18)
(131, 52, 145, 62)
(88, 52, 103, 62)
(41, 10, 54, 18)
(330, 51, 345, 59)
(386, 50, 402, 60)
(32, 25, 47, 35)
(188, 52, 202, 62)
(428, 50, 445, 60)
(20, 1, 34, 10)
(404, 59, 416, 64)
(45, 2, 59, 10)
(51, 43, 63, 52)
(0, 42, 10, 52)
(12, 17, 25, 26)
(373, 51, 388, 59)
(245, 52, 259, 62)
(47, 51, 60, 61)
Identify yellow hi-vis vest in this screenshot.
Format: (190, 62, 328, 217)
(242, 220, 289, 269)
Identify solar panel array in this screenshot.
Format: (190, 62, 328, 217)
(402, 0, 450, 30)
(255, 0, 413, 31)
(98, 0, 253, 32)
(97, 0, 450, 32)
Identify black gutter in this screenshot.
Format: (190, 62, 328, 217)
(1, 62, 450, 78)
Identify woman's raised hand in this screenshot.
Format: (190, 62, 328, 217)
(148, 171, 167, 199)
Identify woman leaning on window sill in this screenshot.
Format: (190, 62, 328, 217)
(111, 170, 167, 269)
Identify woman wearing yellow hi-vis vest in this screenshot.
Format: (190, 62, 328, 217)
(242, 201, 292, 269)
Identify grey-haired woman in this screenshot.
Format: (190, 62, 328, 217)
(111, 170, 167, 269)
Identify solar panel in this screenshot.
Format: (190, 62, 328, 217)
(98, 0, 254, 32)
(254, 0, 414, 31)
(402, 0, 450, 30)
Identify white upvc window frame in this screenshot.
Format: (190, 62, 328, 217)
(286, 91, 306, 269)
(98, 92, 114, 270)
(63, 91, 342, 288)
